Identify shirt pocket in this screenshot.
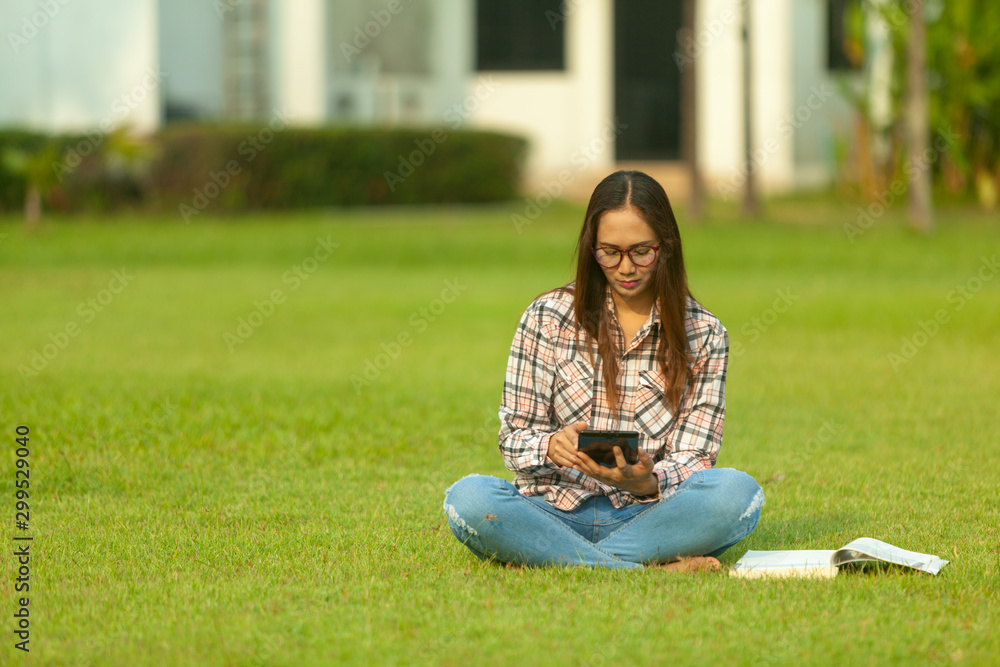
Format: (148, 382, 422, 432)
(552, 357, 593, 425)
(634, 368, 674, 440)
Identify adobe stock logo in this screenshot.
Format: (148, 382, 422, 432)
(673, 3, 742, 71)
(179, 107, 293, 224)
(339, 0, 411, 63)
(224, 236, 339, 352)
(383, 76, 501, 193)
(7, 0, 73, 54)
(729, 288, 800, 358)
(887, 255, 999, 371)
(52, 66, 166, 182)
(843, 126, 959, 242)
(18, 269, 135, 378)
(350, 279, 467, 390)
(512, 117, 628, 233)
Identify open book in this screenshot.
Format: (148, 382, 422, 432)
(729, 538, 950, 579)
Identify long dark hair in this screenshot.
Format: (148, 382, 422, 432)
(573, 170, 692, 414)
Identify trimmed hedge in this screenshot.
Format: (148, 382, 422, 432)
(0, 125, 528, 216)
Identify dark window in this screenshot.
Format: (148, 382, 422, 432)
(476, 0, 565, 71)
(614, 0, 683, 160)
(828, 0, 862, 71)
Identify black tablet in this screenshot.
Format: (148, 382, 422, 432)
(577, 430, 640, 468)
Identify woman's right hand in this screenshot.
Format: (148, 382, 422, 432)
(546, 421, 589, 469)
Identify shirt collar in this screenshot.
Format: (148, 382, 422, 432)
(604, 283, 660, 335)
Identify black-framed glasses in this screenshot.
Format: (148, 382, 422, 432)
(592, 245, 660, 268)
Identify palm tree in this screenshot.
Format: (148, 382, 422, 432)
(2, 142, 59, 227)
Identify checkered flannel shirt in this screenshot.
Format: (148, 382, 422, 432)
(498, 283, 728, 511)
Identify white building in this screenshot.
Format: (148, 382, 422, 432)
(1, 0, 160, 134)
(1, 0, 856, 202)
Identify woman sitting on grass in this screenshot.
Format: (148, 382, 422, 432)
(443, 170, 764, 571)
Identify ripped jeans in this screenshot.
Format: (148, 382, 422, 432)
(443, 468, 763, 569)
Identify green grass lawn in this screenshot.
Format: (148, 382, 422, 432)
(1, 199, 998, 665)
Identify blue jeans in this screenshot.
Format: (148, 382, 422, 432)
(443, 469, 764, 569)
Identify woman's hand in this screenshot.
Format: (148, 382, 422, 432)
(546, 422, 589, 469)
(547, 424, 659, 497)
(575, 447, 658, 497)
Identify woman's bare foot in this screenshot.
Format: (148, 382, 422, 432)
(651, 556, 721, 572)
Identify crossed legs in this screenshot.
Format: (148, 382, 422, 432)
(443, 469, 764, 570)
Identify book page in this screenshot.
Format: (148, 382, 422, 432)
(832, 538, 949, 575)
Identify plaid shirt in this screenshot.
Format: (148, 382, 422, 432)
(498, 283, 728, 511)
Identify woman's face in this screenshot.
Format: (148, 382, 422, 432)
(594, 206, 659, 308)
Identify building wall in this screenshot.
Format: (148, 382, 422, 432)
(271, 0, 326, 124)
(697, 0, 795, 198)
(0, 0, 159, 133)
(0, 0, 843, 195)
(462, 0, 812, 197)
(461, 0, 616, 195)
(751, 0, 796, 194)
(790, 0, 855, 188)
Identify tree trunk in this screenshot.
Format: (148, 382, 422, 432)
(867, 0, 894, 196)
(24, 186, 41, 227)
(681, 0, 703, 221)
(906, 0, 934, 232)
(741, 0, 759, 217)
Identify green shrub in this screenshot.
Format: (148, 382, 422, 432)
(0, 125, 528, 217)
(155, 125, 527, 214)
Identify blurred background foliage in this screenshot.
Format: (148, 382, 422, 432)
(0, 127, 527, 219)
(833, 0, 1000, 209)
(1, 0, 999, 220)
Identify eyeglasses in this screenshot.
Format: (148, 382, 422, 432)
(592, 245, 660, 268)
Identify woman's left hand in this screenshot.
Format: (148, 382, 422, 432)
(574, 447, 659, 497)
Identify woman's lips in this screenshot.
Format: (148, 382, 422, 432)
(618, 280, 639, 288)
